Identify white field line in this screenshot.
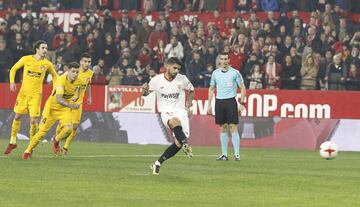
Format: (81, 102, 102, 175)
(0, 154, 218, 159)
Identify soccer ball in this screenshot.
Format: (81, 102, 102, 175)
(319, 141, 338, 160)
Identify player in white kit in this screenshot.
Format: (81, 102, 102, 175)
(142, 57, 195, 175)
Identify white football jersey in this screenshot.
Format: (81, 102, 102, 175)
(149, 73, 194, 113)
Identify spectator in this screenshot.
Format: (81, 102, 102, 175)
(138, 47, 152, 68)
(346, 64, 360, 90)
(248, 64, 265, 89)
(186, 51, 206, 87)
(9, 32, 31, 65)
(42, 23, 57, 63)
(349, 46, 360, 68)
(152, 39, 166, 71)
(290, 46, 302, 66)
(263, 55, 282, 89)
(94, 58, 106, 74)
(92, 65, 107, 85)
(204, 45, 218, 69)
(203, 63, 214, 87)
(280, 54, 300, 89)
(106, 65, 123, 86)
(53, 31, 66, 52)
(7, 8, 22, 27)
(122, 68, 138, 85)
(0, 39, 12, 82)
(99, 33, 118, 70)
(280, 36, 293, 58)
(83, 32, 100, 63)
(164, 35, 184, 60)
(137, 18, 152, 47)
(326, 54, 348, 90)
(54, 55, 66, 75)
(114, 19, 130, 44)
(318, 50, 334, 90)
(21, 22, 36, 47)
(229, 44, 246, 74)
(313, 32, 332, 55)
(46, 55, 65, 84)
(300, 54, 318, 90)
(58, 33, 80, 63)
(148, 21, 169, 50)
(134, 60, 146, 76)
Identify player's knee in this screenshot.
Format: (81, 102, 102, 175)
(221, 124, 229, 132)
(229, 124, 238, 133)
(62, 126, 73, 136)
(29, 119, 38, 125)
(73, 124, 79, 131)
(168, 118, 181, 128)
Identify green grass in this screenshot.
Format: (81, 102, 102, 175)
(0, 139, 359, 207)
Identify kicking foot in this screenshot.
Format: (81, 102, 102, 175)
(151, 163, 161, 175)
(182, 143, 193, 158)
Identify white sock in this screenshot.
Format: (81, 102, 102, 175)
(155, 160, 161, 166)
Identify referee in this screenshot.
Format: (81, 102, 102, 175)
(207, 52, 246, 161)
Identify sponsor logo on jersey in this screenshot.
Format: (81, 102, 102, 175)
(27, 70, 42, 78)
(161, 93, 180, 99)
(41, 65, 45, 71)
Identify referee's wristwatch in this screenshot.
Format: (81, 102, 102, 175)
(240, 102, 246, 106)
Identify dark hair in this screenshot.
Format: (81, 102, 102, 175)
(80, 52, 92, 60)
(33, 40, 47, 52)
(68, 62, 80, 69)
(165, 57, 182, 66)
(219, 52, 229, 58)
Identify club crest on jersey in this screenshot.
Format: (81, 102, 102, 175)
(40, 65, 45, 71)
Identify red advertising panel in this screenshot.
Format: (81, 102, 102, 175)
(2, 83, 360, 119)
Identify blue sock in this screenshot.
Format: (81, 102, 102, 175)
(220, 132, 228, 156)
(231, 132, 240, 156)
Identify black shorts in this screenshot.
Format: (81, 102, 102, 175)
(215, 97, 238, 125)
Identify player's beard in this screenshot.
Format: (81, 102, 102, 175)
(169, 72, 177, 79)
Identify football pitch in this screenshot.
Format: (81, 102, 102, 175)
(0, 139, 359, 207)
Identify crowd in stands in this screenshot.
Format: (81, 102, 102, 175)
(0, 0, 360, 90)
